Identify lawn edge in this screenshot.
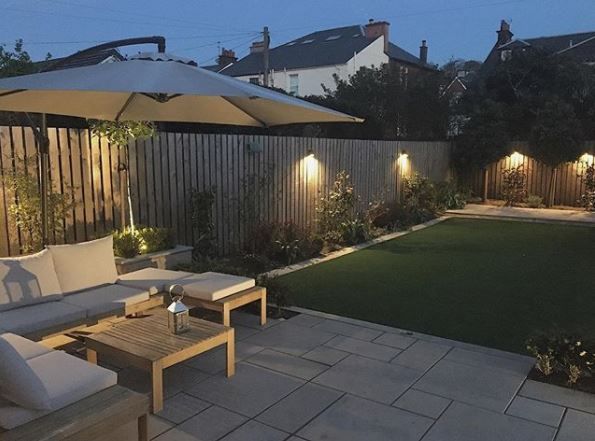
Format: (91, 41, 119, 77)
(262, 216, 451, 279)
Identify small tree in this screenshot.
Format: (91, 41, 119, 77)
(529, 100, 584, 207)
(3, 156, 71, 253)
(579, 163, 595, 211)
(0, 39, 49, 78)
(89, 120, 155, 230)
(501, 165, 527, 207)
(317, 171, 357, 243)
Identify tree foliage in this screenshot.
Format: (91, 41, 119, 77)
(0, 39, 45, 78)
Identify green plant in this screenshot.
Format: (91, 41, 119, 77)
(89, 120, 155, 147)
(435, 181, 469, 210)
(340, 218, 371, 245)
(247, 222, 321, 265)
(257, 274, 292, 317)
(317, 171, 358, 244)
(579, 163, 595, 211)
(2, 155, 72, 253)
(402, 173, 439, 223)
(526, 194, 544, 209)
(526, 334, 556, 376)
(501, 165, 527, 207)
(112, 229, 141, 258)
(190, 188, 216, 257)
(137, 226, 174, 254)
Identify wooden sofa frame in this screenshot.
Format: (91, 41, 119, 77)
(0, 386, 150, 441)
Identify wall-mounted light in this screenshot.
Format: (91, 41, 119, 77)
(305, 149, 318, 182)
(397, 150, 409, 175)
(509, 151, 524, 167)
(580, 152, 594, 166)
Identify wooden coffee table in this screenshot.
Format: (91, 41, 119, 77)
(85, 310, 234, 413)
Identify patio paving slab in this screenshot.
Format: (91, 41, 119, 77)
(414, 359, 526, 412)
(153, 428, 201, 441)
(234, 324, 261, 341)
(390, 340, 451, 371)
(313, 354, 423, 404)
(245, 322, 336, 356)
(245, 348, 329, 380)
(444, 347, 533, 376)
(301, 345, 350, 366)
(187, 362, 304, 417)
(287, 313, 326, 328)
(184, 341, 264, 374)
(519, 379, 595, 414)
(506, 396, 565, 427)
(298, 394, 433, 441)
(422, 401, 556, 441)
(157, 392, 211, 424)
(373, 332, 417, 349)
(312, 319, 383, 341)
(176, 405, 247, 441)
(256, 383, 343, 433)
(230, 310, 280, 329)
(99, 415, 172, 441)
(556, 409, 595, 441)
(324, 335, 401, 361)
(219, 420, 289, 441)
(393, 389, 451, 419)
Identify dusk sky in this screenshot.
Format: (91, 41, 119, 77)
(2, 0, 594, 67)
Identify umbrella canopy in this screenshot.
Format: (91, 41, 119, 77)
(0, 53, 362, 126)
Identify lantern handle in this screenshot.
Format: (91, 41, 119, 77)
(168, 284, 185, 303)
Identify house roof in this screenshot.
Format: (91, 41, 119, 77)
(221, 25, 428, 77)
(498, 31, 595, 61)
(201, 64, 221, 72)
(34, 48, 124, 72)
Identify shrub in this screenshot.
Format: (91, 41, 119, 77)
(257, 274, 291, 317)
(435, 181, 469, 210)
(579, 163, 595, 211)
(247, 222, 321, 265)
(526, 194, 544, 209)
(341, 218, 372, 245)
(402, 174, 439, 223)
(501, 165, 527, 207)
(137, 226, 174, 254)
(190, 188, 216, 257)
(317, 171, 357, 244)
(526, 330, 595, 386)
(112, 229, 141, 258)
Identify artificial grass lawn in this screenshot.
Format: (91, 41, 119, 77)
(281, 218, 595, 353)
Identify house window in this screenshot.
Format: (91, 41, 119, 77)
(500, 50, 512, 61)
(249, 77, 260, 85)
(289, 74, 299, 96)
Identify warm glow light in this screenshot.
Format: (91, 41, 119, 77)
(397, 153, 409, 176)
(580, 153, 594, 166)
(305, 152, 318, 182)
(510, 151, 524, 167)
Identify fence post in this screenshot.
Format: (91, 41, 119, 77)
(482, 168, 489, 202)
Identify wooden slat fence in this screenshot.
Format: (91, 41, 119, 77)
(0, 127, 451, 256)
(470, 141, 595, 206)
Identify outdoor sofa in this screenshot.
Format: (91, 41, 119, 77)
(0, 332, 149, 439)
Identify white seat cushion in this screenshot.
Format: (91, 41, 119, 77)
(182, 272, 255, 301)
(0, 301, 86, 336)
(117, 268, 193, 294)
(0, 333, 53, 360)
(0, 249, 62, 312)
(61, 284, 150, 317)
(0, 333, 51, 410)
(47, 236, 118, 294)
(0, 350, 117, 430)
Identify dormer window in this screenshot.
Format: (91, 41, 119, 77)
(301, 39, 315, 44)
(325, 35, 341, 41)
(501, 49, 512, 61)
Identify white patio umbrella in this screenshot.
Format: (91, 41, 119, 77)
(0, 51, 362, 245)
(0, 52, 362, 126)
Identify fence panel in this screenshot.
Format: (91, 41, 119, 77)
(0, 127, 452, 256)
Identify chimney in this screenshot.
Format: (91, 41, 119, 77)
(419, 40, 428, 65)
(497, 20, 513, 46)
(250, 41, 265, 54)
(365, 19, 390, 53)
(217, 48, 237, 69)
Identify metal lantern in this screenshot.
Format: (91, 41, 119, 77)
(167, 284, 190, 334)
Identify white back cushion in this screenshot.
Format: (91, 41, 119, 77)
(47, 236, 118, 294)
(0, 250, 62, 312)
(0, 333, 51, 410)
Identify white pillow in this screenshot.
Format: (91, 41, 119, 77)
(0, 334, 51, 410)
(0, 249, 62, 312)
(47, 236, 118, 294)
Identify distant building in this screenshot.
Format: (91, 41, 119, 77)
(211, 20, 435, 96)
(34, 48, 124, 72)
(482, 20, 595, 74)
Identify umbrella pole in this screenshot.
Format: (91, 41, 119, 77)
(40, 113, 49, 247)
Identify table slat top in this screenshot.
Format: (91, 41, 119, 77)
(86, 310, 230, 361)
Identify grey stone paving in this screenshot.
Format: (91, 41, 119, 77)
(95, 310, 595, 441)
